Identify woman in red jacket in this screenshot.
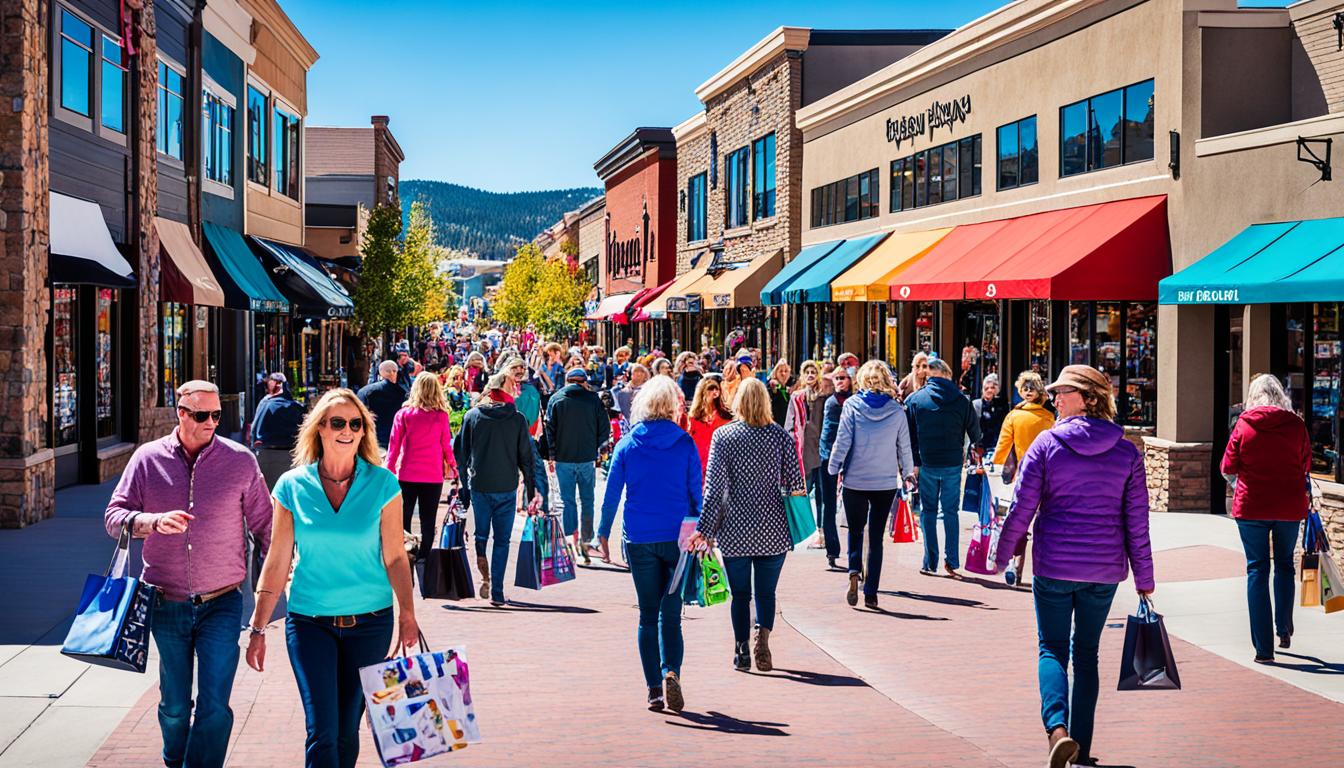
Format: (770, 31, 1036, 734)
(686, 377, 732, 476)
(1220, 373, 1311, 663)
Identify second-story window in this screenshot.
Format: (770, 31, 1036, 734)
(687, 172, 707, 242)
(58, 10, 93, 117)
(997, 115, 1038, 190)
(890, 135, 981, 213)
(752, 133, 776, 220)
(247, 86, 268, 185)
(156, 60, 184, 160)
(725, 146, 749, 229)
(1060, 79, 1154, 178)
(203, 90, 233, 186)
(273, 106, 300, 198)
(811, 169, 879, 227)
(99, 35, 126, 133)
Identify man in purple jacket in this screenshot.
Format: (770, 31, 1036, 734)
(104, 380, 273, 768)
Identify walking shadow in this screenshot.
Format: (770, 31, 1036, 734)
(440, 601, 599, 614)
(579, 563, 629, 573)
(763, 668, 867, 687)
(1267, 651, 1344, 675)
(857, 605, 947, 621)
(878, 590, 994, 610)
(963, 576, 1027, 592)
(665, 710, 788, 736)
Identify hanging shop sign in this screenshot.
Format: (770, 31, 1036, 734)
(886, 94, 973, 150)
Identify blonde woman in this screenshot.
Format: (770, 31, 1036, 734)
(245, 389, 418, 767)
(897, 351, 930, 401)
(768, 360, 793, 425)
(993, 370, 1057, 584)
(827, 361, 915, 609)
(442, 365, 470, 413)
(598, 377, 702, 712)
(386, 372, 459, 561)
(687, 376, 733, 474)
(689, 378, 805, 672)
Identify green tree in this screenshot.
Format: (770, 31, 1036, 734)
(353, 202, 453, 335)
(398, 202, 453, 328)
(352, 204, 402, 335)
(492, 243, 544, 327)
(531, 257, 593, 339)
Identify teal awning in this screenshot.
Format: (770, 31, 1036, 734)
(760, 240, 844, 305)
(201, 222, 289, 313)
(250, 237, 355, 318)
(1159, 218, 1344, 304)
(781, 233, 889, 304)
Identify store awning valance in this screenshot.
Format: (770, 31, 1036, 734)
(156, 217, 225, 306)
(683, 250, 783, 310)
(781, 233, 889, 304)
(586, 291, 639, 321)
(201, 222, 289, 313)
(890, 196, 1170, 302)
(627, 280, 676, 323)
(639, 267, 711, 318)
(760, 240, 844, 305)
(49, 192, 136, 287)
(1159, 218, 1344, 304)
(250, 237, 354, 318)
(831, 228, 952, 301)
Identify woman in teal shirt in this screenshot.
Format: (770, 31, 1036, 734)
(246, 388, 419, 768)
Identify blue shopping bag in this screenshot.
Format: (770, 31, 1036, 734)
(513, 516, 542, 590)
(961, 468, 984, 512)
(61, 519, 157, 673)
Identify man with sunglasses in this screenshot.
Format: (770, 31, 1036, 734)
(104, 380, 273, 768)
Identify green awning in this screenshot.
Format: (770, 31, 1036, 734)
(201, 222, 289, 312)
(781, 233, 889, 304)
(1159, 218, 1344, 304)
(760, 239, 844, 305)
(250, 237, 355, 318)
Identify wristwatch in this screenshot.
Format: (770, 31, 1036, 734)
(247, 625, 266, 637)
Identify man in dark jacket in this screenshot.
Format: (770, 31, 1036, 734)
(815, 368, 853, 568)
(358, 360, 404, 449)
(905, 357, 981, 577)
(453, 372, 536, 607)
(546, 368, 611, 561)
(248, 372, 305, 489)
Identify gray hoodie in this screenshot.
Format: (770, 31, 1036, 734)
(826, 390, 915, 491)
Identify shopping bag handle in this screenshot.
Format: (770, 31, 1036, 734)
(106, 512, 138, 579)
(397, 631, 432, 660)
(1137, 595, 1158, 623)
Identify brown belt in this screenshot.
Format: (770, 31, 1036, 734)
(160, 582, 241, 605)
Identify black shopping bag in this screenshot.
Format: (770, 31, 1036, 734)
(421, 519, 474, 600)
(1117, 596, 1181, 691)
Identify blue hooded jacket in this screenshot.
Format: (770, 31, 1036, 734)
(599, 419, 703, 543)
(905, 376, 981, 468)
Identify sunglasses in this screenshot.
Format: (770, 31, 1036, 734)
(178, 407, 222, 423)
(1050, 386, 1079, 396)
(325, 417, 365, 432)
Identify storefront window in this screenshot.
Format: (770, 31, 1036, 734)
(1029, 300, 1051, 377)
(160, 302, 189, 407)
(95, 288, 117, 439)
(914, 302, 936, 354)
(1312, 303, 1341, 478)
(1125, 303, 1158, 426)
(1069, 302, 1091, 365)
(53, 288, 79, 448)
(1283, 305, 1307, 415)
(1096, 302, 1123, 402)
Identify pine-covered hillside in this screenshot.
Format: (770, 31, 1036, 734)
(400, 180, 601, 262)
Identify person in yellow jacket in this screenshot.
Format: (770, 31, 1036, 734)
(992, 370, 1055, 586)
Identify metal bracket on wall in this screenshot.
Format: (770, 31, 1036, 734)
(1297, 137, 1333, 182)
(1334, 12, 1343, 51)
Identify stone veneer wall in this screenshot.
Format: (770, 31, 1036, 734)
(1314, 487, 1344, 575)
(0, 0, 54, 527)
(1143, 436, 1211, 513)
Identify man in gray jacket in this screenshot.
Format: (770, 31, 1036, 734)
(545, 368, 611, 562)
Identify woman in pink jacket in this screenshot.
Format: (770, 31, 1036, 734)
(387, 372, 459, 560)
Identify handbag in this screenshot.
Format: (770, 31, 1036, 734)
(889, 490, 919, 544)
(699, 551, 729, 607)
(360, 636, 481, 766)
(964, 481, 998, 575)
(1000, 445, 1019, 484)
(61, 516, 157, 673)
(784, 492, 817, 547)
(1117, 596, 1182, 690)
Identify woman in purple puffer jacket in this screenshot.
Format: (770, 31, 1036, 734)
(995, 365, 1155, 768)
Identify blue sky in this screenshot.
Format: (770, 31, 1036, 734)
(284, 0, 1291, 193)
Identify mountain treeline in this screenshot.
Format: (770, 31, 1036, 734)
(399, 180, 602, 262)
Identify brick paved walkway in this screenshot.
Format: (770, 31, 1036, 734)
(87, 513, 1344, 768)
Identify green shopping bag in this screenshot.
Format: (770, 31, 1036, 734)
(784, 492, 816, 547)
(699, 552, 729, 607)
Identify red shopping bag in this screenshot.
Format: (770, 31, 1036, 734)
(889, 491, 919, 544)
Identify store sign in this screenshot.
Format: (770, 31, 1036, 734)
(712, 293, 732, 308)
(885, 95, 973, 149)
(1174, 288, 1240, 303)
(667, 296, 689, 313)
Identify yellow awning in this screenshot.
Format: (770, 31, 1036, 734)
(830, 228, 953, 301)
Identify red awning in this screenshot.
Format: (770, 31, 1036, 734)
(889, 196, 1170, 302)
(621, 280, 675, 324)
(586, 291, 639, 321)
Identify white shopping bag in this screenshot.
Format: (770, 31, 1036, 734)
(360, 643, 481, 766)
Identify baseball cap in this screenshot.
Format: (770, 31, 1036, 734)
(566, 368, 588, 381)
(267, 372, 287, 384)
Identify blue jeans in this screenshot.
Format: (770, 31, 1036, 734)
(555, 461, 597, 539)
(472, 489, 517, 601)
(531, 438, 549, 514)
(151, 590, 243, 768)
(626, 541, 684, 687)
(1033, 575, 1118, 760)
(286, 609, 394, 768)
(843, 487, 897, 596)
(1236, 519, 1299, 657)
(724, 553, 787, 642)
(918, 464, 963, 570)
(818, 468, 841, 559)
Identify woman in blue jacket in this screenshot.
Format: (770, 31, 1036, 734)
(598, 376, 702, 713)
(827, 361, 915, 609)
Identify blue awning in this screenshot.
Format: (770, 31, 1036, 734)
(249, 237, 354, 318)
(1159, 218, 1344, 304)
(760, 240, 844, 305)
(201, 222, 289, 312)
(781, 233, 890, 304)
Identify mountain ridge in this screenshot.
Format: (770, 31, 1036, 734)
(400, 180, 602, 262)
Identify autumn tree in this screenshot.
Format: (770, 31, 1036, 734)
(492, 243, 544, 327)
(352, 204, 402, 335)
(531, 257, 592, 339)
(353, 202, 453, 336)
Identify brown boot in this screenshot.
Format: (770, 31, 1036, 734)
(753, 627, 773, 672)
(1047, 726, 1079, 768)
(476, 555, 491, 600)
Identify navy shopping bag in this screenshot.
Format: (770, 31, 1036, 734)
(961, 467, 985, 513)
(61, 519, 157, 673)
(513, 516, 543, 590)
(1117, 596, 1182, 691)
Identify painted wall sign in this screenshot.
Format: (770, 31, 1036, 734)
(885, 95, 973, 149)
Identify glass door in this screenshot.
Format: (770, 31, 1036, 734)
(1311, 303, 1341, 478)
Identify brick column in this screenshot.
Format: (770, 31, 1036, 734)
(0, 0, 55, 527)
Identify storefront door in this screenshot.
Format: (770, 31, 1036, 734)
(955, 301, 1001, 395)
